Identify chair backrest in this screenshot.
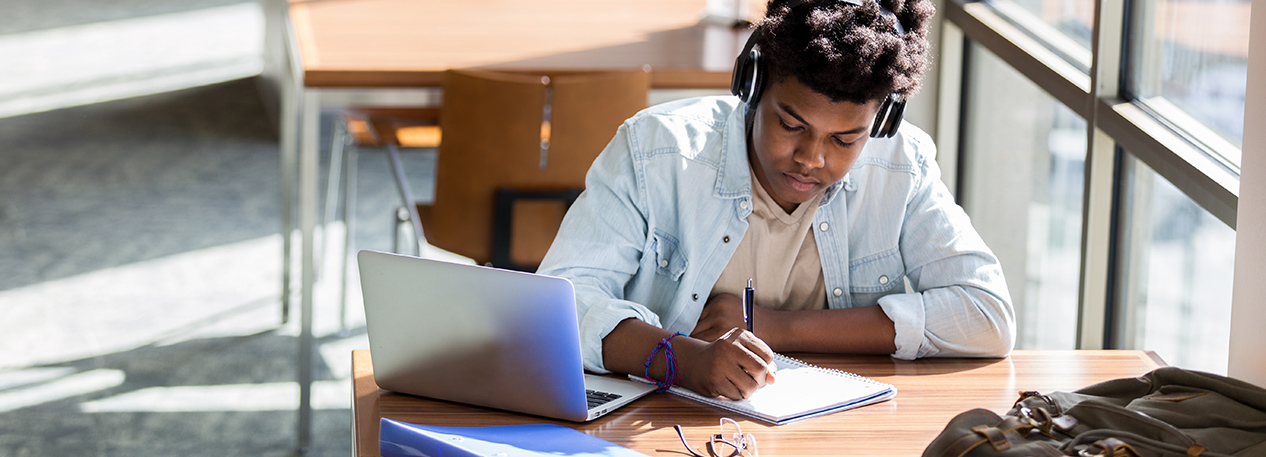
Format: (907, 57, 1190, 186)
(423, 69, 650, 267)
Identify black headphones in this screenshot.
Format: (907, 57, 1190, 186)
(731, 0, 908, 138)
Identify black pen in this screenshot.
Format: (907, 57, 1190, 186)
(743, 278, 754, 332)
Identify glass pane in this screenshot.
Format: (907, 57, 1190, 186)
(962, 43, 1087, 350)
(1114, 155, 1236, 374)
(985, 0, 1094, 68)
(1129, 0, 1250, 162)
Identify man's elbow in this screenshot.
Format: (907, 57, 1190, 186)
(934, 299, 1016, 358)
(969, 287, 1016, 358)
(975, 329, 1015, 358)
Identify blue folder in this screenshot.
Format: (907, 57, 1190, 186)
(380, 418, 650, 457)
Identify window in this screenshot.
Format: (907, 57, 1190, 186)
(961, 43, 1085, 350)
(985, 0, 1094, 69)
(1114, 154, 1236, 373)
(1128, 0, 1250, 163)
(944, 0, 1249, 366)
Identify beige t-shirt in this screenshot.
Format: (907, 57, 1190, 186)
(714, 168, 828, 311)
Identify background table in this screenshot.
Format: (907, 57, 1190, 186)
(351, 349, 1166, 456)
(289, 0, 768, 88)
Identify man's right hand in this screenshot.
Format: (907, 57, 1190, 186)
(673, 328, 777, 400)
(602, 319, 777, 401)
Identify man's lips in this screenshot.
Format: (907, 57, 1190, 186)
(783, 173, 819, 193)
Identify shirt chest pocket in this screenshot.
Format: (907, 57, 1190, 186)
(849, 248, 905, 296)
(649, 229, 687, 281)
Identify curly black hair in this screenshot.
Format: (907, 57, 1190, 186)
(755, 0, 935, 104)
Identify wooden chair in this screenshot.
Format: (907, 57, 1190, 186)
(400, 69, 650, 271)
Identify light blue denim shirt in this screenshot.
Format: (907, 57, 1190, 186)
(538, 96, 1015, 373)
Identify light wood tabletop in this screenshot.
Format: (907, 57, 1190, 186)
(288, 0, 768, 89)
(351, 349, 1165, 456)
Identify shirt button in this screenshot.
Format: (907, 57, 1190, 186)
(740, 200, 749, 209)
(723, 235, 731, 243)
(659, 259, 669, 268)
(879, 275, 890, 285)
(832, 288, 843, 297)
(692, 294, 699, 301)
(819, 222, 829, 232)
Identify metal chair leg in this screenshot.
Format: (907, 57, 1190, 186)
(339, 143, 359, 334)
(326, 122, 348, 226)
(391, 210, 400, 254)
(384, 144, 427, 256)
(327, 123, 349, 334)
(321, 121, 349, 278)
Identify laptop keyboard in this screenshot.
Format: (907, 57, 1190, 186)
(585, 389, 623, 409)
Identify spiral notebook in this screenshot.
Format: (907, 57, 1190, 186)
(632, 354, 896, 425)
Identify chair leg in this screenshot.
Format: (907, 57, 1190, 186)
(339, 143, 359, 334)
(384, 144, 427, 256)
(319, 121, 350, 283)
(391, 207, 403, 254)
(323, 121, 348, 253)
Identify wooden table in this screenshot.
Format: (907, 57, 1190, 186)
(289, 0, 767, 89)
(351, 350, 1166, 456)
(279, 1, 764, 450)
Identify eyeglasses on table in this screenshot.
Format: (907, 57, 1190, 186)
(674, 417, 759, 457)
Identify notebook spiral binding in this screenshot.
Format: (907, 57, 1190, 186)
(773, 354, 888, 385)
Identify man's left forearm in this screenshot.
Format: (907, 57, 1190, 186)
(760, 305, 897, 354)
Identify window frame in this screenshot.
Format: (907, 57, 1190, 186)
(939, 0, 1244, 350)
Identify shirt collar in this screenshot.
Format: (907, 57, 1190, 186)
(715, 102, 755, 200)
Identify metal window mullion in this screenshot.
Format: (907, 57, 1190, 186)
(935, 21, 965, 195)
(1136, 97, 1242, 171)
(1077, 127, 1117, 350)
(945, 0, 1091, 118)
(1075, 0, 1126, 350)
(1097, 99, 1239, 228)
(1113, 155, 1155, 350)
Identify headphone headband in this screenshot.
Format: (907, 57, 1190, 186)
(730, 0, 908, 138)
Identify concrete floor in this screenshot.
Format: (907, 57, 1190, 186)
(0, 5, 443, 450)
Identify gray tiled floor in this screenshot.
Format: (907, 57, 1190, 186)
(0, 75, 438, 456)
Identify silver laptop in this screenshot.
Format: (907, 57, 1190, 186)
(357, 250, 655, 421)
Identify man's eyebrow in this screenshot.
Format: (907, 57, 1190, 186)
(778, 103, 869, 136)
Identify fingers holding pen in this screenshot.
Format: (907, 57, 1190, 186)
(677, 328, 777, 400)
(725, 327, 778, 387)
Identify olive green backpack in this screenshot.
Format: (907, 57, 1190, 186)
(923, 367, 1266, 457)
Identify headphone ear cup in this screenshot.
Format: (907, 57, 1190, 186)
(731, 46, 764, 105)
(745, 47, 765, 107)
(869, 96, 894, 138)
(731, 29, 765, 106)
(731, 51, 749, 100)
(869, 95, 906, 138)
(881, 97, 906, 138)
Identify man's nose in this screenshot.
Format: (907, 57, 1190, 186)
(793, 136, 826, 169)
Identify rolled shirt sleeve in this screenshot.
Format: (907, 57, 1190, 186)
(879, 130, 1015, 359)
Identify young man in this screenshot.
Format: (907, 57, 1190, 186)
(538, 0, 1014, 400)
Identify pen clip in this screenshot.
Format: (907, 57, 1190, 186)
(743, 278, 754, 331)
